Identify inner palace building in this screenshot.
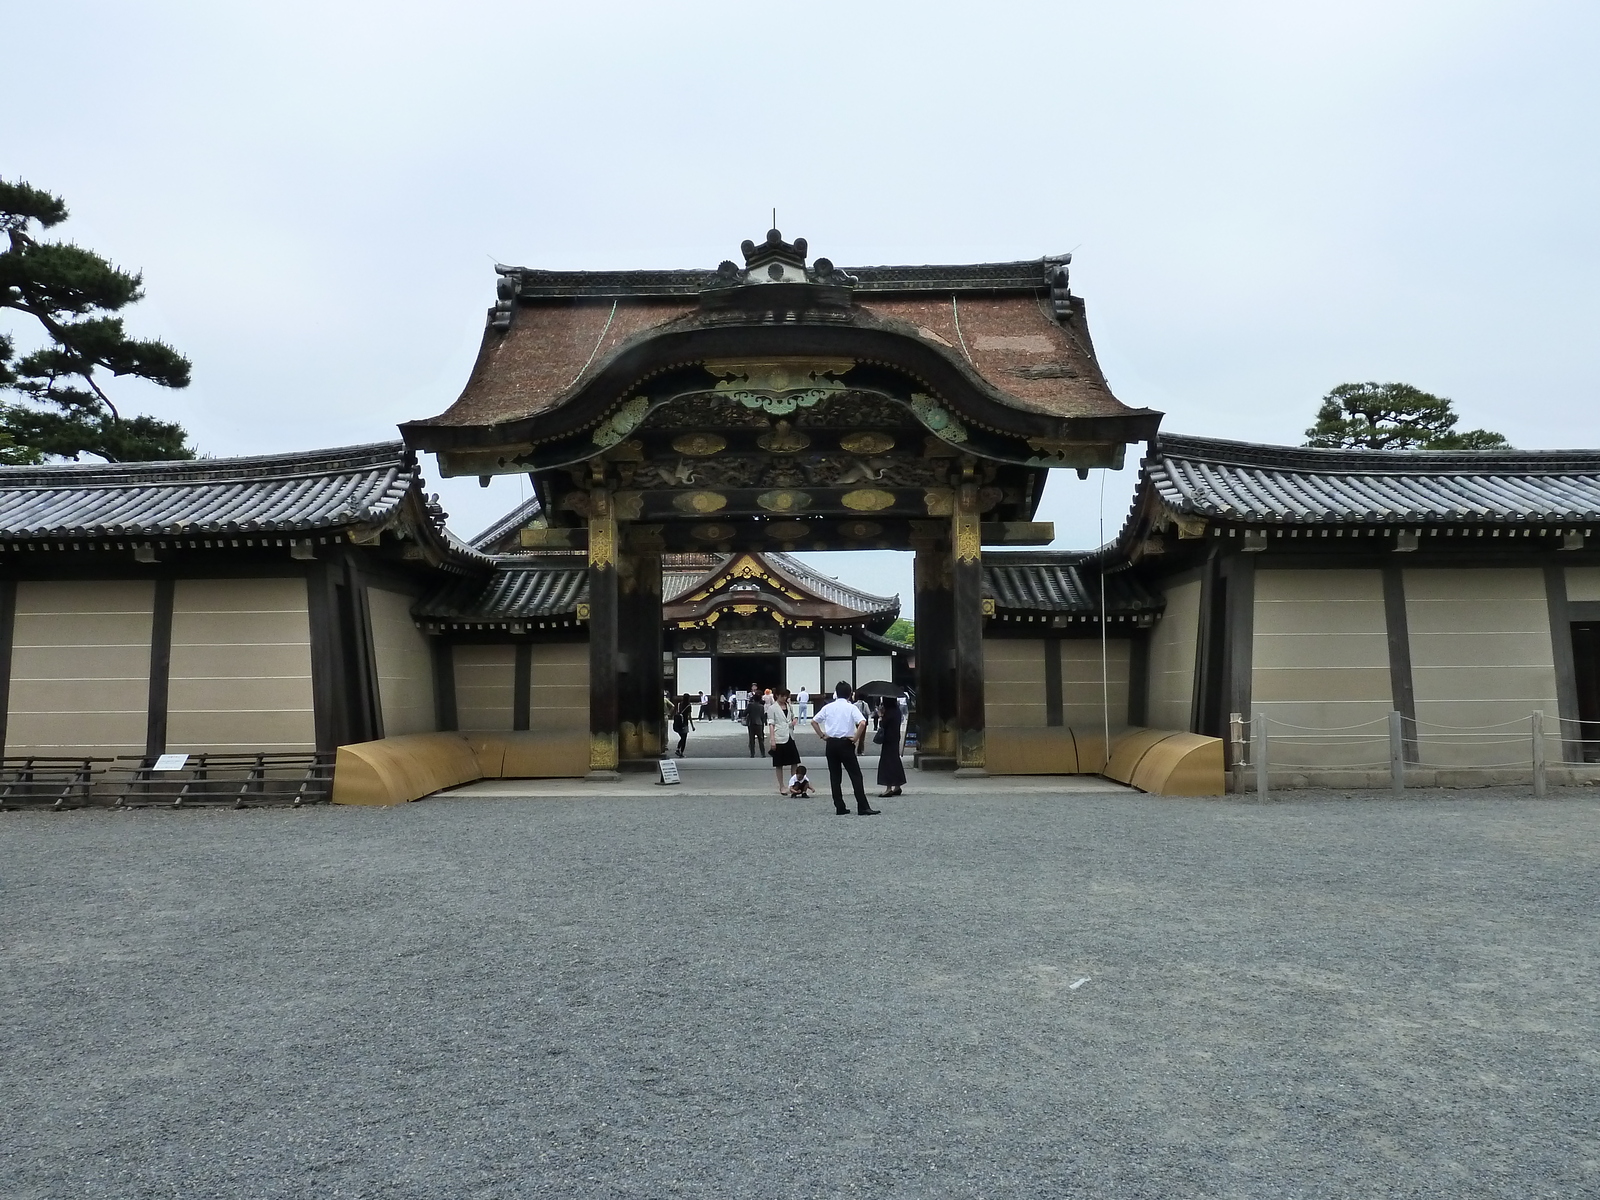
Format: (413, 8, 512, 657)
(4, 229, 1599, 800)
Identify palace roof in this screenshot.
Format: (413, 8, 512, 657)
(1145, 434, 1600, 526)
(0, 443, 477, 562)
(662, 551, 899, 625)
(402, 232, 1155, 448)
(469, 494, 543, 553)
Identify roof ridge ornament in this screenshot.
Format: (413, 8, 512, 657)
(706, 229, 859, 292)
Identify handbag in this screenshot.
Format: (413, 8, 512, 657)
(872, 729, 884, 744)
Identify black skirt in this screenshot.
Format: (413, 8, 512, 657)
(770, 738, 801, 767)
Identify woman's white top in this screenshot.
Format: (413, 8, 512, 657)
(768, 704, 797, 744)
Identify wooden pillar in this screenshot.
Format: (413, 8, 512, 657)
(618, 536, 664, 763)
(952, 480, 986, 771)
(587, 488, 620, 776)
(913, 528, 954, 767)
(145, 578, 174, 759)
(0, 579, 16, 754)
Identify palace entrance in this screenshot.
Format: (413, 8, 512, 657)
(403, 229, 1159, 775)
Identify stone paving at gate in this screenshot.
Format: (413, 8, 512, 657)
(2, 776, 1597, 1199)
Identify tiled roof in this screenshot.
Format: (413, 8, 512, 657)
(469, 495, 542, 552)
(765, 553, 899, 615)
(982, 552, 1161, 616)
(414, 557, 588, 626)
(0, 442, 432, 539)
(1149, 434, 1600, 525)
(503, 258, 1071, 300)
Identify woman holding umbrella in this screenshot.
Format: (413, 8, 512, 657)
(874, 692, 906, 798)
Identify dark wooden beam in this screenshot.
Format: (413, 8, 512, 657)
(913, 538, 953, 767)
(980, 521, 1055, 546)
(587, 489, 621, 775)
(431, 638, 458, 731)
(952, 483, 986, 770)
(1044, 636, 1063, 727)
(145, 577, 175, 759)
(1222, 555, 1255, 764)
(618, 547, 664, 762)
(513, 642, 532, 731)
(305, 563, 343, 751)
(1382, 566, 1419, 762)
(1545, 563, 1580, 761)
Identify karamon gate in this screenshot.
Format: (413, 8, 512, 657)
(402, 231, 1160, 775)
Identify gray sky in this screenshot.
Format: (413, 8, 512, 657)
(8, 1, 1598, 614)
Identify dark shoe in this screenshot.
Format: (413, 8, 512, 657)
(857, 806, 880, 816)
(834, 806, 850, 815)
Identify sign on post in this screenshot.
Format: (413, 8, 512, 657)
(657, 758, 681, 786)
(152, 753, 190, 772)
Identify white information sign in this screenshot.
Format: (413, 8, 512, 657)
(657, 758, 681, 786)
(152, 753, 190, 772)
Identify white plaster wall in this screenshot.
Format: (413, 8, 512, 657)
(454, 644, 516, 731)
(1062, 639, 1131, 731)
(1405, 568, 1559, 767)
(984, 638, 1046, 728)
(1250, 569, 1391, 768)
(1146, 579, 1201, 732)
(368, 587, 435, 737)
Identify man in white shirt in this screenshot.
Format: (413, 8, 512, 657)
(797, 686, 810, 720)
(810, 682, 879, 816)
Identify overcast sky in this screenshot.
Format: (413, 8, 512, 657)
(8, 1, 1598, 614)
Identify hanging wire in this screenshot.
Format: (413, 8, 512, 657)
(569, 300, 619, 388)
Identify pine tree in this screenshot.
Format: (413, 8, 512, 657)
(1304, 382, 1509, 451)
(0, 179, 193, 463)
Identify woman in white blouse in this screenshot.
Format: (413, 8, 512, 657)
(766, 687, 803, 795)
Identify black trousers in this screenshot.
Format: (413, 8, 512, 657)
(675, 726, 687, 755)
(748, 724, 761, 756)
(824, 737, 867, 811)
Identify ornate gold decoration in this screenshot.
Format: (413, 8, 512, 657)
(922, 489, 955, 517)
(840, 521, 884, 539)
(756, 420, 811, 453)
(613, 491, 643, 520)
(691, 522, 736, 541)
(591, 396, 651, 448)
(954, 485, 981, 563)
(603, 439, 645, 462)
(673, 491, 728, 514)
(841, 489, 896, 512)
(757, 490, 811, 513)
(732, 604, 759, 616)
(981, 597, 997, 616)
(589, 732, 618, 771)
(671, 433, 727, 456)
(1174, 514, 1208, 539)
(588, 489, 616, 568)
(840, 431, 895, 455)
(706, 358, 854, 414)
(765, 520, 809, 539)
(575, 602, 592, 621)
(910, 394, 968, 443)
(957, 729, 985, 769)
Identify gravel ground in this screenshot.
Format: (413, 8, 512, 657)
(2, 785, 1597, 1199)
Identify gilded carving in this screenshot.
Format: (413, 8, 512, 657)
(910, 394, 969, 444)
(755, 420, 810, 453)
(589, 732, 619, 771)
(841, 489, 896, 512)
(588, 517, 615, 569)
(613, 491, 643, 520)
(953, 486, 981, 563)
(671, 432, 728, 456)
(575, 601, 592, 621)
(840, 431, 895, 455)
(1025, 438, 1125, 470)
(706, 359, 854, 415)
(591, 396, 651, 448)
(691, 522, 737, 541)
(840, 521, 883, 539)
(923, 488, 955, 517)
(655, 459, 698, 486)
(673, 491, 728, 514)
(764, 521, 809, 539)
(757, 490, 811, 513)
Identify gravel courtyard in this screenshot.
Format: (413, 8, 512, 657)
(2, 783, 1597, 1199)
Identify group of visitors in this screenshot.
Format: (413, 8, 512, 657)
(664, 680, 907, 815)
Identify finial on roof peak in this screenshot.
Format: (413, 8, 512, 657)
(706, 229, 856, 292)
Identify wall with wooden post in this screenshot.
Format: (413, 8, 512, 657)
(587, 486, 620, 775)
(618, 528, 664, 763)
(952, 480, 986, 770)
(912, 524, 954, 767)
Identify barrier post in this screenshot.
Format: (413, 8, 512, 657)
(1532, 710, 1547, 798)
(1389, 710, 1405, 793)
(1253, 710, 1269, 798)
(1229, 712, 1244, 792)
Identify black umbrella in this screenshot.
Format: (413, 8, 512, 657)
(854, 680, 913, 702)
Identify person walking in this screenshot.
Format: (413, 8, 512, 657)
(797, 686, 810, 721)
(767, 688, 802, 795)
(744, 690, 765, 757)
(698, 690, 710, 721)
(875, 695, 906, 797)
(810, 682, 879, 816)
(672, 693, 695, 757)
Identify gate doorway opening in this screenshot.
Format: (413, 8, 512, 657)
(713, 655, 784, 700)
